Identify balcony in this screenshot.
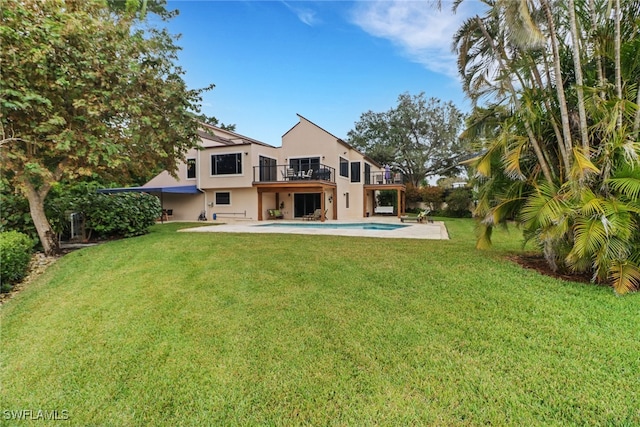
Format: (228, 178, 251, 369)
(365, 171, 404, 186)
(252, 164, 336, 183)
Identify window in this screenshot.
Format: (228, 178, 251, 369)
(186, 158, 196, 179)
(259, 156, 277, 181)
(350, 161, 361, 183)
(215, 192, 231, 205)
(289, 157, 320, 174)
(339, 157, 349, 178)
(211, 153, 242, 175)
(364, 163, 371, 184)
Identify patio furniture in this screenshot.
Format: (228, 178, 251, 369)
(303, 169, 314, 179)
(267, 209, 284, 219)
(400, 209, 432, 223)
(302, 208, 323, 221)
(374, 206, 394, 215)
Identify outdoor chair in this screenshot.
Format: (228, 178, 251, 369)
(304, 169, 314, 179)
(303, 208, 323, 221)
(400, 209, 432, 223)
(267, 209, 284, 219)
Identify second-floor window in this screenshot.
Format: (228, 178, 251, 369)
(211, 153, 242, 175)
(350, 161, 361, 183)
(187, 158, 196, 179)
(339, 157, 349, 178)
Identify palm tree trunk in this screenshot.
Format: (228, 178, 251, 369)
(634, 84, 640, 135)
(568, 0, 590, 152)
(531, 63, 567, 178)
(614, 0, 623, 128)
(541, 0, 574, 172)
(588, 0, 606, 98)
(474, 16, 554, 184)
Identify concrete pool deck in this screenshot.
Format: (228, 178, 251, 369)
(180, 217, 449, 240)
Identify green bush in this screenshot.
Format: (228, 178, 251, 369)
(78, 192, 161, 239)
(444, 188, 474, 218)
(0, 181, 37, 241)
(0, 231, 35, 292)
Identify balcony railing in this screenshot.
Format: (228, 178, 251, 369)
(366, 171, 404, 185)
(253, 164, 336, 183)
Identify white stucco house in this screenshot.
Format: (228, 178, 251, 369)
(103, 115, 406, 222)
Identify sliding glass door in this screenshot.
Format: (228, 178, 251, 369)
(294, 193, 321, 218)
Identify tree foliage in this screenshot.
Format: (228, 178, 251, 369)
(0, 0, 210, 255)
(347, 93, 468, 186)
(454, 0, 640, 293)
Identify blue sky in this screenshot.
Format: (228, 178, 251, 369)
(166, 1, 480, 146)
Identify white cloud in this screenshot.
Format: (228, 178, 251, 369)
(350, 0, 479, 79)
(281, 1, 321, 26)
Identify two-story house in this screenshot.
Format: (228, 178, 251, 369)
(105, 115, 406, 221)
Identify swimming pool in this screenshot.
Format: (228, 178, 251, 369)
(259, 222, 408, 230)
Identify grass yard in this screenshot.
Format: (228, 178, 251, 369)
(1, 219, 638, 425)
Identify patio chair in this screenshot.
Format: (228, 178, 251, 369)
(303, 208, 323, 221)
(400, 209, 431, 223)
(303, 169, 314, 179)
(286, 168, 295, 180)
(267, 209, 284, 219)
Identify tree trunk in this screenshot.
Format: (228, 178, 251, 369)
(475, 16, 555, 184)
(614, 0, 623, 128)
(568, 0, 590, 152)
(541, 0, 574, 174)
(588, 0, 605, 97)
(23, 182, 60, 256)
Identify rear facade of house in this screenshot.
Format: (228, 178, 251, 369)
(142, 115, 406, 221)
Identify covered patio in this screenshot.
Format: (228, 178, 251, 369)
(254, 181, 337, 222)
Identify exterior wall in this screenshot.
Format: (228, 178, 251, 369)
(143, 117, 386, 221)
(281, 116, 383, 220)
(161, 193, 206, 221)
(204, 187, 263, 221)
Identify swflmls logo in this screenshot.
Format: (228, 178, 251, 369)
(3, 409, 69, 421)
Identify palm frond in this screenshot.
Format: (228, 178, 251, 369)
(571, 216, 607, 259)
(606, 174, 640, 201)
(609, 261, 640, 294)
(476, 222, 493, 250)
(520, 182, 566, 229)
(571, 147, 600, 180)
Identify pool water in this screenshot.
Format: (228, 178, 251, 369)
(259, 222, 408, 231)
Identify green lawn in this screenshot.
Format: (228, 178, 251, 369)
(1, 219, 638, 425)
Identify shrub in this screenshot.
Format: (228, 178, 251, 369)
(444, 188, 474, 217)
(81, 192, 161, 239)
(422, 186, 445, 211)
(0, 231, 35, 291)
(0, 181, 37, 241)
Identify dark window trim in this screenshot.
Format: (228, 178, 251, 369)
(339, 157, 349, 178)
(214, 191, 231, 205)
(186, 158, 196, 180)
(350, 161, 361, 183)
(211, 152, 242, 176)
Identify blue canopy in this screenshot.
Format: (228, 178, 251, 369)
(98, 185, 201, 194)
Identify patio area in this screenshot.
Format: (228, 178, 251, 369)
(180, 217, 448, 240)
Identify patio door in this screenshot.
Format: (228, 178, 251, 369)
(294, 193, 321, 218)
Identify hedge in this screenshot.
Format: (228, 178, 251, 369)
(0, 231, 34, 292)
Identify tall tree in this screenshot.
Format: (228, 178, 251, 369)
(455, 0, 640, 293)
(1, 0, 210, 255)
(347, 93, 467, 186)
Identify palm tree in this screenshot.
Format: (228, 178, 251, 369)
(454, 0, 640, 293)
